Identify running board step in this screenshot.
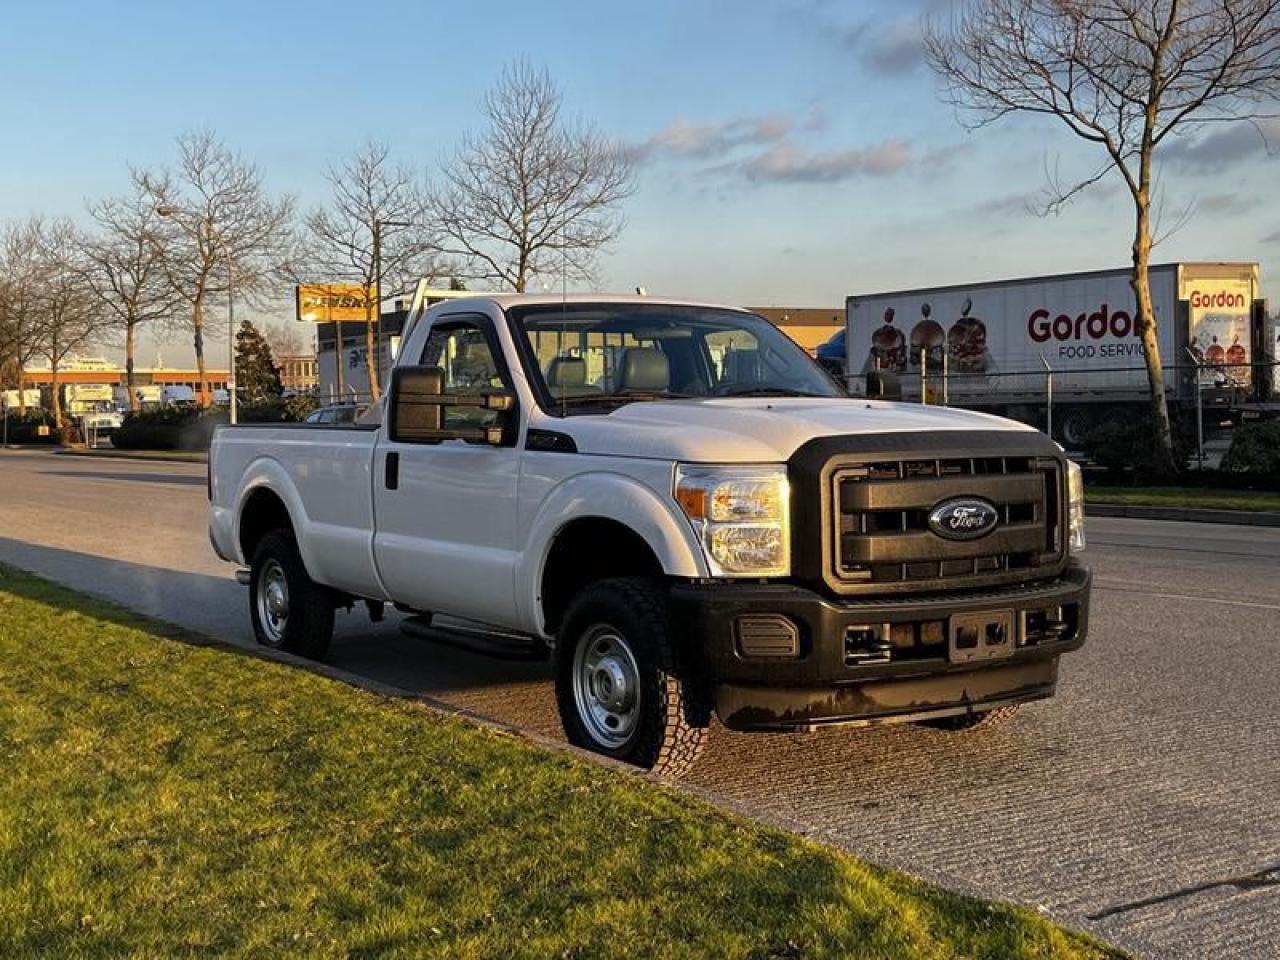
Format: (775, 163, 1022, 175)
(400, 616, 548, 662)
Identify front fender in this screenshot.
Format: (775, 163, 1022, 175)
(517, 470, 708, 635)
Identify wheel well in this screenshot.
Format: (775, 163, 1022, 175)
(238, 488, 293, 561)
(540, 518, 663, 634)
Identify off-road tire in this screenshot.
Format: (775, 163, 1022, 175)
(555, 578, 709, 777)
(918, 704, 1021, 732)
(249, 529, 335, 661)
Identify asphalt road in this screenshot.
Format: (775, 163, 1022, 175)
(2, 448, 1277, 959)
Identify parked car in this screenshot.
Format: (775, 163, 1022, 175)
(304, 403, 368, 425)
(815, 328, 846, 380)
(210, 294, 1090, 776)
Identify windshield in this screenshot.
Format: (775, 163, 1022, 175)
(509, 303, 842, 415)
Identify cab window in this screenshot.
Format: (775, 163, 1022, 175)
(419, 320, 505, 430)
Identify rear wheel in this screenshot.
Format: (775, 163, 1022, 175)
(918, 704, 1020, 731)
(249, 530, 334, 660)
(555, 578, 709, 777)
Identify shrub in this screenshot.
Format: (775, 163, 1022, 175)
(1221, 420, 1280, 476)
(111, 404, 227, 451)
(1083, 413, 1194, 484)
(239, 394, 320, 424)
(1, 410, 60, 445)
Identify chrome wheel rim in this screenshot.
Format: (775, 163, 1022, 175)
(256, 558, 289, 645)
(572, 626, 641, 749)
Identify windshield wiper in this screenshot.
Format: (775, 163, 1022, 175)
(555, 390, 695, 407)
(717, 387, 826, 398)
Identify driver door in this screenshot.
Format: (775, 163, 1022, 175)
(372, 314, 523, 626)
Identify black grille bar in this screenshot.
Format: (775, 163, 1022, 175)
(827, 451, 1066, 594)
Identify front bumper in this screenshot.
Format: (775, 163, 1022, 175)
(669, 564, 1090, 731)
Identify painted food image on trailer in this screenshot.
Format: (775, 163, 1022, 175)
(908, 303, 945, 369)
(865, 307, 907, 372)
(946, 297, 994, 374)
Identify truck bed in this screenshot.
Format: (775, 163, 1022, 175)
(209, 423, 385, 599)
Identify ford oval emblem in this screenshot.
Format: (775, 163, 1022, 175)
(928, 497, 999, 541)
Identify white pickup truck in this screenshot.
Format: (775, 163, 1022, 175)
(210, 294, 1090, 775)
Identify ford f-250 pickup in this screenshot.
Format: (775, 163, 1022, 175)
(209, 294, 1090, 776)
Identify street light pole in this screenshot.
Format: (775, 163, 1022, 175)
(373, 218, 413, 398)
(227, 255, 237, 425)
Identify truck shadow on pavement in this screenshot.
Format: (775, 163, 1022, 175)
(36, 469, 209, 486)
(0, 537, 552, 708)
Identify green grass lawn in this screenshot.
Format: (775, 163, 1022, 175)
(0, 566, 1122, 960)
(1086, 485, 1280, 512)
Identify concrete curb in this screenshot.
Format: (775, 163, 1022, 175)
(1088, 502, 1280, 527)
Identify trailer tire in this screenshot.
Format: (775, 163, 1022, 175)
(1057, 407, 1095, 449)
(249, 529, 334, 661)
(918, 704, 1020, 732)
(555, 578, 709, 777)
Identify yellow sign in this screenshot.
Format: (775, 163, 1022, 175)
(295, 284, 378, 323)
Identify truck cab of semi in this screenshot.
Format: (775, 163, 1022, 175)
(209, 294, 1090, 775)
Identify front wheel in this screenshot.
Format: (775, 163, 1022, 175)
(249, 530, 335, 660)
(555, 578, 709, 777)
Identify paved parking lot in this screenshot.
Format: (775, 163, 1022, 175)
(1, 448, 1277, 958)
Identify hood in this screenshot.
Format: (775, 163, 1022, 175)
(545, 397, 1040, 462)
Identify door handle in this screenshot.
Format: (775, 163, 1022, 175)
(385, 451, 400, 490)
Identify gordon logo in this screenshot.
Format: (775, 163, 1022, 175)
(928, 498, 999, 541)
(1028, 303, 1137, 343)
(1189, 289, 1246, 309)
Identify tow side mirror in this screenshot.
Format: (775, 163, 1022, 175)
(388, 365, 515, 446)
(865, 370, 901, 401)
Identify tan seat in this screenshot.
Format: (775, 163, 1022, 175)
(546, 356, 601, 398)
(618, 348, 670, 392)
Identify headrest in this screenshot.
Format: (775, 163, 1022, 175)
(455, 340, 488, 367)
(619, 347, 669, 391)
(547, 356, 587, 388)
(722, 348, 760, 382)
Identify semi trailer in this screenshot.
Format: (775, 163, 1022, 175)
(846, 262, 1273, 447)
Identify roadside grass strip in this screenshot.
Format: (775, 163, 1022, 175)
(0, 565, 1122, 959)
(1085, 485, 1280, 512)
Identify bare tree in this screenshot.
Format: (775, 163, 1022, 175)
(79, 177, 178, 410)
(432, 61, 634, 294)
(141, 131, 294, 405)
(926, 0, 1280, 472)
(262, 319, 306, 360)
(301, 142, 438, 400)
(0, 219, 47, 415)
(33, 220, 100, 429)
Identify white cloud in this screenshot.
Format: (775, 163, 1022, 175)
(846, 16, 926, 74)
(742, 139, 913, 183)
(1161, 119, 1280, 174)
(628, 114, 794, 162)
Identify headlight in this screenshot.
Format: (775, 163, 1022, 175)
(675, 465, 790, 577)
(1066, 460, 1086, 553)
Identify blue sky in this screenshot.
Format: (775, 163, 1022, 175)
(2, 0, 1276, 364)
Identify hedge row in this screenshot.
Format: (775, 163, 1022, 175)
(1, 411, 61, 445)
(110, 396, 321, 451)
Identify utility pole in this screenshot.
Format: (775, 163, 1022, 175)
(226, 254, 237, 424)
(372, 218, 413, 398)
